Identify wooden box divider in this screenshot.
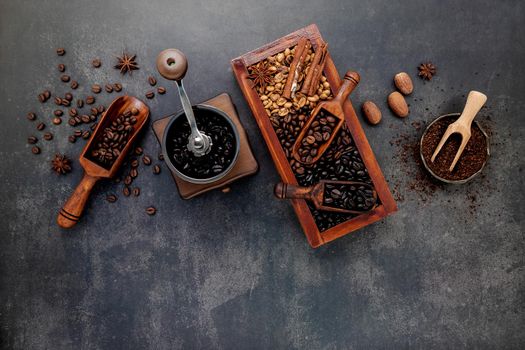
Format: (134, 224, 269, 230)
(231, 24, 397, 248)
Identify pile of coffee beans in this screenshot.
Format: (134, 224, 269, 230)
(323, 182, 376, 212)
(295, 110, 338, 163)
(165, 108, 237, 179)
(87, 108, 139, 168)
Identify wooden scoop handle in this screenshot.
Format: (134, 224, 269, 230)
(274, 182, 316, 201)
(156, 49, 188, 81)
(57, 173, 99, 228)
(333, 71, 360, 104)
(457, 90, 487, 128)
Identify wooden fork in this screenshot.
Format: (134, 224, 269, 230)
(431, 91, 487, 171)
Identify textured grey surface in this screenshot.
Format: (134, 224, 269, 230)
(0, 0, 524, 349)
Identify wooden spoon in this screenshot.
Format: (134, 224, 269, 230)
(57, 96, 149, 228)
(292, 70, 360, 165)
(274, 180, 377, 215)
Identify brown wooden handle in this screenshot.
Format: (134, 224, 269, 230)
(334, 70, 360, 103)
(156, 49, 188, 81)
(274, 182, 314, 200)
(57, 173, 99, 228)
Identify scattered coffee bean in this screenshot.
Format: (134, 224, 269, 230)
(158, 153, 164, 161)
(68, 108, 78, 117)
(157, 86, 166, 94)
(38, 93, 46, 103)
(124, 175, 132, 185)
(56, 48, 65, 56)
(60, 74, 70, 82)
(132, 187, 140, 197)
(146, 206, 156, 215)
(131, 107, 139, 116)
(68, 118, 77, 126)
(131, 159, 139, 168)
(130, 168, 138, 178)
(61, 99, 70, 107)
(221, 187, 231, 193)
(123, 186, 131, 197)
(32, 146, 41, 154)
(92, 58, 101, 68)
(86, 96, 95, 105)
(37, 122, 45, 131)
(153, 165, 161, 174)
(145, 91, 154, 99)
(134, 146, 143, 155)
(142, 155, 151, 165)
(97, 105, 105, 113)
(90, 122, 98, 131)
(81, 114, 91, 123)
(113, 83, 122, 92)
(68, 135, 77, 143)
(148, 76, 157, 86)
(89, 114, 97, 122)
(105, 84, 113, 93)
(70, 81, 79, 89)
(65, 92, 73, 101)
(27, 112, 37, 121)
(52, 117, 62, 125)
(82, 130, 91, 139)
(91, 84, 102, 94)
(43, 132, 53, 141)
(90, 107, 99, 116)
(106, 194, 118, 203)
(76, 99, 84, 108)
(28, 136, 38, 144)
(44, 90, 51, 100)
(74, 116, 82, 124)
(74, 130, 82, 137)
(54, 97, 62, 105)
(58, 63, 66, 72)
(54, 109, 63, 116)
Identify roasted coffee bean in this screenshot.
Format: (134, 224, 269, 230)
(58, 63, 66, 72)
(52, 117, 62, 125)
(148, 76, 157, 86)
(91, 84, 101, 93)
(157, 86, 166, 94)
(132, 187, 140, 197)
(76, 99, 84, 108)
(146, 206, 156, 216)
(38, 93, 46, 103)
(43, 90, 51, 99)
(56, 48, 65, 56)
(43, 132, 53, 141)
(68, 118, 77, 126)
(90, 107, 98, 115)
(124, 176, 132, 185)
(131, 107, 139, 116)
(74, 130, 82, 137)
(89, 114, 97, 122)
(82, 130, 91, 139)
(131, 159, 139, 168)
(68, 108, 78, 117)
(27, 112, 37, 121)
(31, 146, 40, 154)
(142, 155, 151, 165)
(81, 115, 91, 123)
(68, 135, 76, 143)
(90, 122, 98, 130)
(86, 96, 95, 104)
(97, 105, 105, 113)
(37, 122, 45, 131)
(105, 84, 113, 93)
(153, 165, 161, 174)
(130, 168, 138, 178)
(113, 83, 122, 92)
(70, 80, 79, 89)
(123, 186, 131, 197)
(92, 58, 101, 68)
(134, 146, 143, 155)
(145, 91, 154, 99)
(60, 74, 70, 82)
(106, 194, 118, 203)
(65, 92, 73, 101)
(54, 97, 62, 105)
(158, 153, 164, 161)
(27, 136, 38, 144)
(54, 109, 63, 117)
(61, 99, 70, 107)
(74, 116, 82, 124)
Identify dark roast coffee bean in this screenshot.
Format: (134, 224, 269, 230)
(146, 206, 156, 215)
(106, 194, 117, 203)
(131, 159, 139, 168)
(130, 168, 138, 178)
(65, 92, 73, 101)
(92, 58, 101, 68)
(157, 86, 166, 94)
(68, 118, 77, 126)
(74, 130, 82, 137)
(158, 153, 164, 161)
(97, 105, 105, 113)
(90, 107, 98, 115)
(56, 48, 65, 56)
(145, 91, 154, 99)
(104, 84, 113, 93)
(61, 99, 70, 107)
(28, 136, 38, 144)
(76, 99, 84, 108)
(74, 116, 82, 124)
(91, 84, 101, 94)
(43, 132, 53, 141)
(54, 109, 63, 116)
(58, 63, 66, 72)
(82, 131, 91, 139)
(113, 83, 122, 92)
(124, 176, 132, 185)
(31, 146, 40, 154)
(60, 74, 70, 82)
(27, 112, 37, 121)
(86, 96, 95, 105)
(123, 186, 131, 197)
(148, 76, 157, 86)
(38, 93, 46, 103)
(70, 81, 79, 89)
(81, 115, 91, 123)
(37, 122, 45, 131)
(90, 122, 98, 130)
(43, 90, 51, 99)
(134, 146, 143, 155)
(54, 97, 62, 105)
(142, 155, 151, 165)
(68, 135, 76, 143)
(153, 165, 161, 174)
(52, 117, 62, 125)
(132, 187, 140, 197)
(68, 108, 78, 117)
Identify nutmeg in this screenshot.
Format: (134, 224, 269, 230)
(394, 72, 413, 95)
(362, 101, 382, 125)
(387, 91, 409, 118)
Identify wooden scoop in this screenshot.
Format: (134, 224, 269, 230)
(274, 180, 377, 215)
(57, 96, 149, 228)
(292, 71, 360, 165)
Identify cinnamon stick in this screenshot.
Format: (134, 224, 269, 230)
(283, 37, 310, 99)
(301, 42, 328, 96)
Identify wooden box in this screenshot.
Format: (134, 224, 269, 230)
(231, 24, 397, 248)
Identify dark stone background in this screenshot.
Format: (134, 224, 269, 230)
(0, 0, 523, 349)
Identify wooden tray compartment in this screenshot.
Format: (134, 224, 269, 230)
(231, 24, 397, 248)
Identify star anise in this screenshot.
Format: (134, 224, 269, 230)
(51, 154, 72, 175)
(247, 61, 274, 90)
(418, 62, 437, 80)
(114, 52, 139, 75)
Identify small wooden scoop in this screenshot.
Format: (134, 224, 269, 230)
(274, 180, 377, 215)
(431, 91, 487, 171)
(292, 71, 360, 165)
(57, 96, 149, 228)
